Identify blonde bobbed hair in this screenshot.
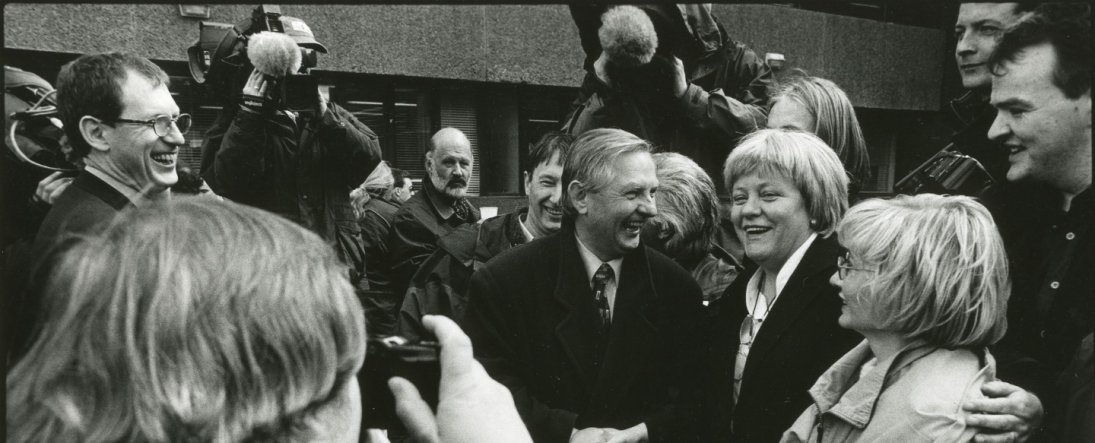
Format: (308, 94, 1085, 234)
(837, 194, 1009, 347)
(723, 128, 849, 236)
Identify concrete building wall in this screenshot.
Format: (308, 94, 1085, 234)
(4, 4, 945, 110)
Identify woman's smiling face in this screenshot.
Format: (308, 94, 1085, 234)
(730, 172, 814, 272)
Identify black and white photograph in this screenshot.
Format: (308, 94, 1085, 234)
(2, 3, 1090, 442)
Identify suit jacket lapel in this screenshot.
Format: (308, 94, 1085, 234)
(586, 246, 658, 419)
(553, 231, 604, 394)
(741, 235, 841, 386)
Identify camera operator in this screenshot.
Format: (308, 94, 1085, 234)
(200, 14, 381, 294)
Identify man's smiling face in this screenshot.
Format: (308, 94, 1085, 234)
(99, 71, 182, 193)
(575, 151, 659, 261)
(524, 153, 565, 239)
(989, 42, 1093, 188)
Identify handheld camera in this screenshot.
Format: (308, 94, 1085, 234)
(359, 336, 441, 430)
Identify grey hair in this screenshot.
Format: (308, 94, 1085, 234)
(561, 128, 653, 219)
(650, 152, 720, 260)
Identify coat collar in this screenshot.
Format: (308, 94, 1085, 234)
(423, 177, 457, 220)
(72, 170, 135, 212)
(808, 340, 990, 429)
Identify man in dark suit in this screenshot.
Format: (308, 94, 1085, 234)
(389, 127, 481, 299)
(10, 52, 185, 361)
(464, 128, 707, 443)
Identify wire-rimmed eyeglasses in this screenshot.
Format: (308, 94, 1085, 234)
(836, 250, 873, 279)
(106, 114, 192, 137)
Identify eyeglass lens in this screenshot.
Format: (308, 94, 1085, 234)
(155, 114, 191, 136)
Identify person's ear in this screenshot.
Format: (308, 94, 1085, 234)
(424, 152, 433, 171)
(79, 116, 112, 153)
(569, 181, 589, 215)
(523, 171, 531, 190)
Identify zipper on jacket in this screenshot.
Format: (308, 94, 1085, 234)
(815, 408, 824, 443)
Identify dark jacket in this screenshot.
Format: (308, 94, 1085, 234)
(200, 103, 381, 285)
(947, 90, 1010, 183)
(388, 179, 480, 300)
(991, 187, 1094, 439)
(707, 234, 863, 443)
(10, 172, 132, 362)
(397, 208, 528, 341)
(565, 5, 773, 187)
(29, 172, 131, 273)
(359, 195, 402, 337)
(464, 226, 708, 443)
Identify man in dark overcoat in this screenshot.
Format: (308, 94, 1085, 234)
(463, 128, 707, 443)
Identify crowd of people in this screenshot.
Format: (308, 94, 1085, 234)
(3, 2, 1090, 443)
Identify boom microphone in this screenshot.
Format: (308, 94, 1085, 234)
(248, 31, 302, 78)
(599, 6, 658, 67)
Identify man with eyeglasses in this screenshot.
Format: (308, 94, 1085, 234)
(8, 52, 185, 363)
(32, 53, 184, 261)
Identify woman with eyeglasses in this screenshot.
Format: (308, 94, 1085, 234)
(779, 194, 1008, 442)
(708, 129, 863, 443)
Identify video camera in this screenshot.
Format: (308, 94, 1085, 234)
(894, 144, 996, 197)
(187, 5, 323, 112)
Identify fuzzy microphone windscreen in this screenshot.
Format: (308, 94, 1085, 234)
(599, 6, 658, 68)
(248, 32, 302, 78)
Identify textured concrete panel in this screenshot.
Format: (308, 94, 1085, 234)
(298, 5, 489, 81)
(481, 5, 585, 85)
(714, 4, 945, 110)
(4, 4, 944, 110)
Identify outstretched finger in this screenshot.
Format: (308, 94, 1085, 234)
(981, 380, 1022, 397)
(37, 171, 63, 193)
(964, 397, 1018, 415)
(47, 178, 72, 202)
(389, 377, 440, 443)
(421, 315, 475, 380)
(973, 430, 1020, 443)
(966, 413, 1024, 432)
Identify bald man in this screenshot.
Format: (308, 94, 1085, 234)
(388, 128, 481, 305)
